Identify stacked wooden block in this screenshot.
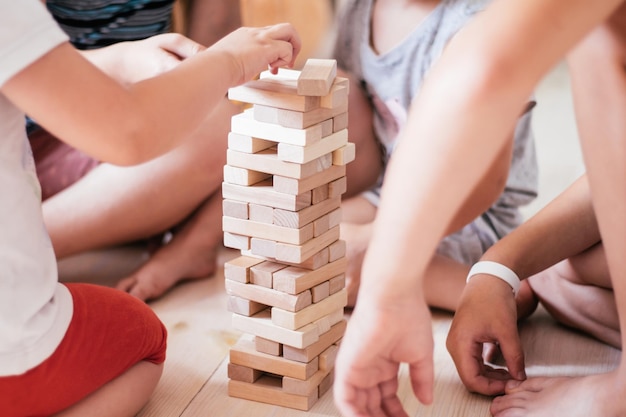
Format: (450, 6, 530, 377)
(223, 59, 354, 411)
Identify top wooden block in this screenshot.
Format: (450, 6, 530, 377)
(297, 59, 337, 97)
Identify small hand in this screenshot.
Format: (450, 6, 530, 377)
(209, 23, 301, 84)
(446, 275, 526, 395)
(335, 296, 434, 417)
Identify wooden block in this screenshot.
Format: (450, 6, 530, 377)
(297, 58, 337, 96)
(273, 165, 346, 196)
(222, 181, 311, 212)
(329, 273, 346, 295)
(311, 184, 329, 205)
(283, 368, 331, 396)
(249, 237, 276, 258)
(247, 246, 330, 271)
(228, 362, 263, 383)
(311, 281, 330, 303)
(332, 142, 356, 166)
(230, 337, 319, 380)
(223, 231, 250, 251)
(328, 208, 342, 230)
(318, 370, 334, 398)
(313, 213, 331, 237)
(259, 67, 301, 81)
(223, 165, 271, 186)
(255, 336, 283, 356)
(227, 148, 332, 180)
(228, 376, 318, 411)
(273, 196, 341, 229)
(231, 309, 320, 349)
(320, 118, 334, 137)
(275, 226, 340, 264)
(321, 83, 348, 109)
(273, 257, 347, 295)
(227, 295, 268, 317)
(283, 320, 347, 363)
(248, 203, 274, 224)
(271, 290, 348, 330)
(224, 255, 265, 283)
(231, 110, 323, 146)
(333, 112, 349, 132)
(228, 82, 320, 112)
(328, 176, 347, 198)
(223, 199, 248, 220)
(319, 344, 339, 372)
(227, 132, 274, 154)
(253, 102, 348, 129)
(277, 129, 348, 164)
(328, 240, 346, 262)
(250, 261, 287, 288)
(225, 280, 312, 312)
(223, 216, 315, 245)
(312, 309, 344, 335)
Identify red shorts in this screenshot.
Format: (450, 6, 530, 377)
(0, 283, 167, 417)
(29, 128, 100, 201)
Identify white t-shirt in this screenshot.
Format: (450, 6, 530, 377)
(0, 0, 73, 376)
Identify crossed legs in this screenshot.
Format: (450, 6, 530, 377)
(44, 98, 240, 300)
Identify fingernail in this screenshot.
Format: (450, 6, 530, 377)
(516, 370, 526, 380)
(507, 379, 522, 389)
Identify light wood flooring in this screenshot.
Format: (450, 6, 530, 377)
(58, 243, 620, 417)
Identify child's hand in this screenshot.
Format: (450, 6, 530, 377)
(210, 23, 301, 85)
(85, 33, 205, 85)
(446, 275, 526, 396)
(335, 295, 434, 417)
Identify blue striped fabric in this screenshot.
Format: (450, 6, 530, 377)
(46, 0, 175, 49)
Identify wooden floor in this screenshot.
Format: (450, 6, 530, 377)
(58, 243, 620, 417)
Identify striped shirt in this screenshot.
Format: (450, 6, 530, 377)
(46, 0, 175, 49)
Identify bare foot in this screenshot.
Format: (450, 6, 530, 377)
(116, 237, 218, 301)
(491, 372, 626, 417)
(117, 194, 223, 301)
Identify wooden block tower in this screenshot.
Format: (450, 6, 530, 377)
(223, 59, 354, 411)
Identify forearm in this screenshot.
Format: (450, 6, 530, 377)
(358, 0, 621, 304)
(5, 42, 238, 165)
(482, 175, 599, 279)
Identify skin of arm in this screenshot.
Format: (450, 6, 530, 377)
(78, 34, 205, 86)
(2, 24, 300, 166)
(446, 175, 599, 396)
(334, 1, 623, 416)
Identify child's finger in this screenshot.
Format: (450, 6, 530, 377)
(265, 23, 301, 67)
(498, 331, 527, 382)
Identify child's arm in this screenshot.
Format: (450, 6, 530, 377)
(2, 24, 300, 165)
(79, 33, 206, 86)
(334, 0, 621, 415)
(447, 175, 598, 396)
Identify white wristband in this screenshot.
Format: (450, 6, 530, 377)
(466, 261, 521, 296)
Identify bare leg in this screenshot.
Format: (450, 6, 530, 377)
(116, 190, 224, 301)
(528, 243, 619, 348)
(341, 196, 377, 307)
(340, 72, 383, 197)
(490, 6, 626, 416)
(55, 361, 163, 417)
(44, 98, 238, 258)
